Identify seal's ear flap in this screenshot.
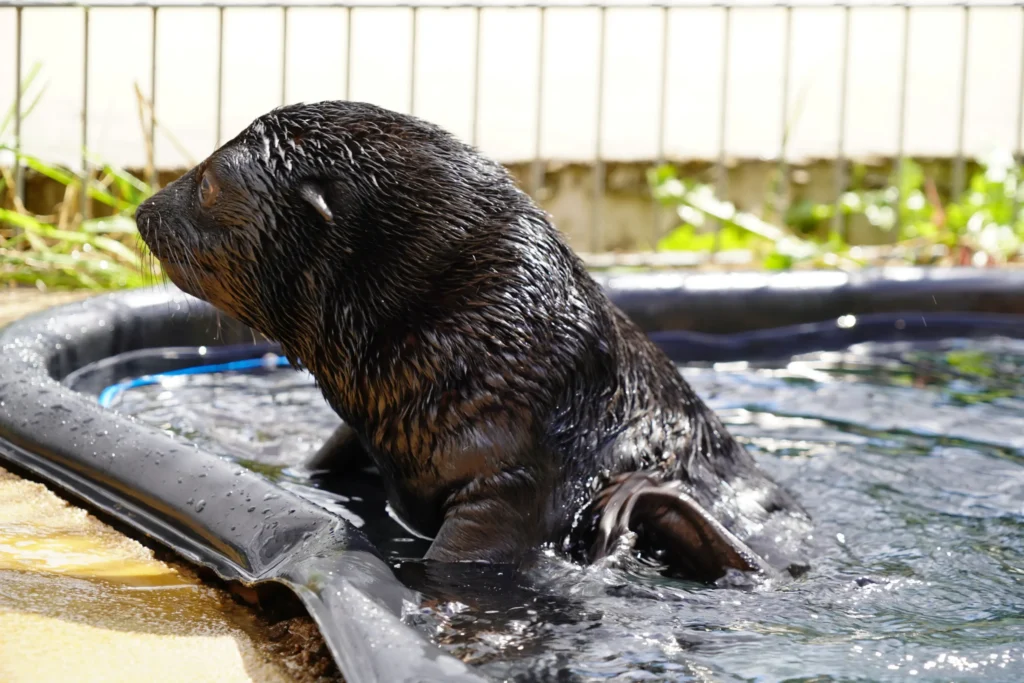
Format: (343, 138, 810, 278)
(298, 182, 333, 223)
(588, 471, 772, 584)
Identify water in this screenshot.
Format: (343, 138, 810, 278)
(111, 335, 1024, 682)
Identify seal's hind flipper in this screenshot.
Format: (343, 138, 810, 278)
(588, 471, 774, 584)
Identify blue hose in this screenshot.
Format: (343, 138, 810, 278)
(97, 355, 294, 408)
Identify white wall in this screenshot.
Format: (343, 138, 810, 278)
(1, 0, 1022, 172)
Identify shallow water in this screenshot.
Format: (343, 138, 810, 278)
(111, 335, 1024, 682)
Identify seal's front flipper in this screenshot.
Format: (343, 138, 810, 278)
(304, 422, 374, 474)
(423, 466, 552, 567)
(588, 471, 774, 584)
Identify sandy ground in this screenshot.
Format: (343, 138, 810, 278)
(0, 287, 342, 683)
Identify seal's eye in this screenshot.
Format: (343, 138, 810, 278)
(198, 170, 218, 208)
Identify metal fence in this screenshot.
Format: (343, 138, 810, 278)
(6, 0, 1024, 258)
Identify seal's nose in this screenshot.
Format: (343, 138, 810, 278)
(134, 199, 150, 228)
(134, 198, 159, 247)
(134, 200, 149, 223)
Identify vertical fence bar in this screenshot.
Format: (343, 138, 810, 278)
(531, 7, 547, 198)
(81, 6, 90, 219)
(1014, 7, 1024, 221)
(953, 5, 971, 200)
(149, 7, 158, 189)
(280, 7, 289, 107)
(409, 7, 418, 114)
(652, 5, 670, 249)
(346, 8, 354, 100)
(13, 6, 24, 204)
(894, 4, 911, 233)
(832, 5, 852, 240)
(215, 7, 224, 147)
(592, 6, 608, 254)
(714, 5, 732, 252)
(471, 7, 483, 146)
(775, 5, 793, 224)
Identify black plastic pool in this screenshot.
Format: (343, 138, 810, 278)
(2, 267, 1024, 682)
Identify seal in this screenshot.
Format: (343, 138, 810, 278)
(135, 100, 812, 583)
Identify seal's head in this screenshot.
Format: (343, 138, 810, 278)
(135, 100, 540, 348)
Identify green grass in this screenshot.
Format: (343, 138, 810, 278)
(649, 149, 1024, 270)
(0, 148, 158, 290)
(1, 64, 159, 291)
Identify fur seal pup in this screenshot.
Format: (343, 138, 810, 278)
(135, 100, 812, 583)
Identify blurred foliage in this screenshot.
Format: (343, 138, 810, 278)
(4, 58, 1024, 292)
(650, 149, 1024, 270)
(1, 64, 158, 291)
(0, 148, 157, 290)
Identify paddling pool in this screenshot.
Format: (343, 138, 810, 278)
(2, 267, 1023, 682)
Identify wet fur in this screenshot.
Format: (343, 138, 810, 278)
(135, 101, 811, 577)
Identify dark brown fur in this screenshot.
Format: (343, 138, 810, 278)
(135, 101, 811, 581)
